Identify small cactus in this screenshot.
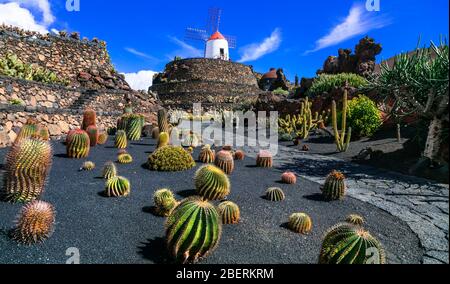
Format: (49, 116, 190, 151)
(151, 127, 160, 139)
(147, 146, 196, 172)
(302, 145, 310, 152)
(126, 114, 143, 141)
(97, 132, 108, 145)
(266, 187, 285, 202)
(37, 125, 50, 141)
(332, 85, 352, 152)
(165, 197, 221, 263)
(214, 150, 234, 175)
(345, 214, 365, 226)
(118, 153, 133, 164)
(82, 109, 96, 130)
(102, 161, 117, 179)
(319, 223, 386, 264)
(12, 201, 55, 245)
(256, 150, 273, 168)
(115, 130, 127, 149)
(288, 213, 312, 234)
(157, 132, 170, 149)
(195, 165, 230, 201)
(86, 125, 99, 147)
(217, 201, 240, 224)
(281, 172, 297, 184)
(321, 170, 346, 201)
(81, 161, 95, 171)
(234, 150, 245, 161)
(66, 129, 90, 159)
(15, 123, 38, 144)
(198, 145, 215, 163)
(105, 176, 130, 197)
(153, 189, 178, 217)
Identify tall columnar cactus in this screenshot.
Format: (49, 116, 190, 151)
(217, 201, 240, 224)
(126, 114, 143, 141)
(321, 170, 347, 201)
(97, 132, 108, 145)
(198, 145, 215, 163)
(157, 132, 170, 149)
(66, 130, 90, 158)
(158, 109, 171, 134)
(86, 125, 99, 147)
(82, 109, 96, 130)
(345, 214, 365, 226)
(102, 161, 117, 179)
(195, 165, 230, 201)
(256, 150, 273, 168)
(153, 189, 178, 217)
(105, 176, 131, 197)
(148, 146, 196, 172)
(332, 87, 352, 152)
(165, 197, 222, 263)
(12, 201, 55, 245)
(115, 130, 127, 149)
(288, 213, 312, 234)
(265, 187, 285, 202)
(214, 150, 234, 175)
(281, 172, 297, 184)
(319, 223, 386, 264)
(4, 138, 53, 203)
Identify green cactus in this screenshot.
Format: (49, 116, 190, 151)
(157, 132, 170, 149)
(105, 176, 130, 197)
(15, 124, 38, 144)
(102, 161, 117, 179)
(217, 201, 240, 224)
(165, 197, 222, 263)
(86, 125, 99, 147)
(115, 130, 127, 149)
(81, 161, 95, 171)
(345, 214, 365, 226)
(198, 145, 215, 163)
(158, 109, 171, 134)
(321, 170, 347, 201)
(332, 86, 352, 152)
(153, 189, 178, 217)
(319, 223, 386, 264)
(97, 132, 108, 145)
(4, 138, 53, 203)
(126, 114, 143, 141)
(66, 130, 90, 158)
(288, 213, 312, 234)
(265, 187, 285, 202)
(195, 165, 230, 201)
(117, 153, 133, 164)
(147, 146, 195, 172)
(214, 150, 234, 175)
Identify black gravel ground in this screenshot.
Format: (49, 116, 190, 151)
(0, 137, 422, 264)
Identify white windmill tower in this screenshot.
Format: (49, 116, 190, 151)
(185, 7, 237, 61)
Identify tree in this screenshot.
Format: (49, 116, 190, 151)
(368, 40, 449, 166)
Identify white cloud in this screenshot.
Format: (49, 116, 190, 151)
(125, 47, 159, 61)
(304, 4, 390, 54)
(238, 28, 282, 63)
(166, 36, 203, 59)
(123, 70, 158, 91)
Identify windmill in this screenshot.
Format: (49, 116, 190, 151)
(185, 7, 237, 60)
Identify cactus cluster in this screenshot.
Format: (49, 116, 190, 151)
(4, 138, 53, 203)
(288, 213, 312, 234)
(81, 161, 96, 171)
(198, 145, 215, 163)
(214, 150, 234, 175)
(115, 130, 127, 149)
(102, 161, 117, 179)
(321, 170, 346, 201)
(153, 189, 178, 217)
(157, 132, 170, 149)
(104, 176, 131, 197)
(217, 201, 240, 224)
(118, 153, 133, 164)
(345, 214, 365, 226)
(256, 150, 273, 168)
(332, 85, 352, 152)
(281, 172, 297, 184)
(319, 223, 386, 264)
(117, 113, 145, 141)
(234, 150, 245, 161)
(265, 187, 285, 202)
(195, 165, 230, 201)
(147, 146, 196, 172)
(165, 197, 221, 263)
(66, 130, 90, 158)
(12, 200, 55, 245)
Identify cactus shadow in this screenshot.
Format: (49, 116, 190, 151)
(280, 222, 290, 230)
(142, 206, 160, 217)
(176, 189, 196, 198)
(138, 237, 172, 264)
(303, 193, 326, 202)
(245, 165, 258, 169)
(54, 153, 69, 158)
(97, 191, 108, 198)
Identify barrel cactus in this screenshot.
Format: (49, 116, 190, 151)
(115, 130, 127, 149)
(214, 150, 234, 175)
(234, 150, 245, 161)
(66, 129, 90, 159)
(15, 123, 38, 144)
(118, 153, 133, 164)
(81, 161, 95, 171)
(198, 145, 215, 163)
(153, 189, 178, 217)
(217, 201, 240, 224)
(345, 214, 365, 226)
(256, 150, 273, 168)
(12, 200, 55, 245)
(281, 172, 297, 184)
(319, 223, 386, 264)
(4, 138, 53, 203)
(158, 109, 171, 134)
(86, 125, 99, 147)
(37, 125, 50, 141)
(152, 127, 160, 139)
(147, 146, 195, 172)
(102, 161, 117, 179)
(82, 109, 96, 130)
(126, 114, 143, 141)
(195, 165, 230, 201)
(105, 176, 131, 197)
(265, 187, 285, 202)
(321, 170, 346, 201)
(97, 132, 108, 145)
(165, 197, 222, 263)
(157, 132, 170, 149)
(288, 213, 312, 234)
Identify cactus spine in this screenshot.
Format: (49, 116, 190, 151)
(288, 213, 312, 234)
(105, 176, 130, 197)
(345, 214, 365, 226)
(217, 201, 240, 224)
(165, 197, 221, 263)
(195, 165, 230, 201)
(115, 130, 127, 149)
(102, 162, 117, 179)
(322, 170, 347, 201)
(332, 84, 352, 152)
(265, 187, 285, 202)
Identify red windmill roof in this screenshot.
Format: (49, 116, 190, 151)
(208, 31, 226, 41)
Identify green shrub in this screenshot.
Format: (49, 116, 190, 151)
(306, 73, 368, 96)
(346, 95, 382, 138)
(272, 87, 289, 96)
(9, 98, 25, 106)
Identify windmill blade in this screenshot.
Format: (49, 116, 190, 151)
(224, 35, 237, 49)
(207, 7, 222, 34)
(185, 27, 208, 42)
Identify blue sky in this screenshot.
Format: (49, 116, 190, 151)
(0, 0, 448, 90)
